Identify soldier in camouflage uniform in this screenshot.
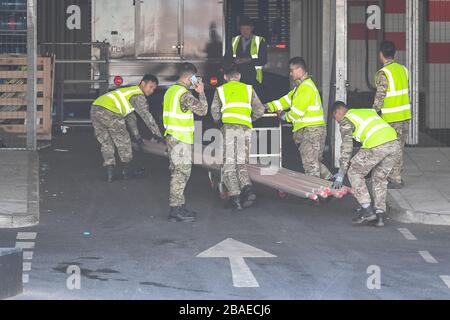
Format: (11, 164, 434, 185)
(211, 65, 265, 210)
(331, 101, 401, 227)
(266, 57, 331, 180)
(163, 63, 208, 222)
(373, 41, 411, 189)
(91, 74, 164, 182)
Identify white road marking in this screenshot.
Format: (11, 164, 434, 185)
(398, 228, 417, 240)
(16, 232, 37, 240)
(419, 251, 438, 264)
(197, 238, 276, 288)
(23, 262, 32, 272)
(15, 231, 37, 285)
(23, 251, 34, 260)
(440, 276, 450, 289)
(15, 242, 35, 249)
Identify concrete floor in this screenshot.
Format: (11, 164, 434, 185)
(1, 129, 449, 300)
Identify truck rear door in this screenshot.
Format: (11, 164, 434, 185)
(136, 0, 182, 58)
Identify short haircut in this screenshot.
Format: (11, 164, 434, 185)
(239, 16, 253, 27)
(224, 65, 241, 78)
(141, 74, 158, 85)
(289, 56, 307, 71)
(379, 41, 396, 59)
(179, 62, 198, 78)
(332, 100, 348, 114)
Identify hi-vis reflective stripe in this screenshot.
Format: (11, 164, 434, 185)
(286, 112, 294, 123)
(290, 106, 305, 117)
(232, 37, 240, 57)
(274, 94, 291, 111)
(222, 102, 252, 112)
(172, 87, 187, 113)
(386, 88, 409, 98)
(307, 105, 321, 111)
(172, 88, 186, 113)
(280, 94, 292, 105)
(355, 116, 379, 142)
(252, 36, 262, 59)
(217, 86, 226, 105)
(364, 123, 391, 144)
(107, 93, 122, 112)
(247, 84, 252, 102)
(116, 90, 134, 114)
(403, 65, 409, 82)
(381, 104, 411, 114)
(382, 66, 409, 97)
(163, 112, 194, 120)
(293, 116, 324, 123)
(274, 100, 283, 111)
(218, 85, 252, 112)
(222, 113, 252, 123)
(122, 88, 142, 97)
(164, 125, 195, 132)
(345, 113, 365, 141)
(382, 67, 396, 92)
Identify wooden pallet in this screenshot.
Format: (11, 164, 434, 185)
(0, 55, 54, 141)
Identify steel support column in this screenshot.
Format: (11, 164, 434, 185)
(321, 0, 335, 119)
(333, 0, 348, 167)
(406, 0, 419, 145)
(26, 0, 37, 151)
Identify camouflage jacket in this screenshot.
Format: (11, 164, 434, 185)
(177, 81, 208, 116)
(126, 94, 163, 140)
(338, 118, 355, 174)
(373, 60, 395, 112)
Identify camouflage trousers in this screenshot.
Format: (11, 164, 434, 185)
(91, 105, 133, 167)
(388, 120, 410, 184)
(293, 126, 331, 179)
(348, 140, 401, 212)
(167, 135, 193, 207)
(222, 124, 252, 197)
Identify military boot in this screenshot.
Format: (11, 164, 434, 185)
(181, 205, 198, 217)
(122, 163, 146, 180)
(352, 206, 377, 225)
(169, 206, 196, 222)
(240, 185, 256, 208)
(387, 181, 405, 189)
(373, 209, 385, 227)
(226, 195, 243, 211)
(106, 165, 115, 183)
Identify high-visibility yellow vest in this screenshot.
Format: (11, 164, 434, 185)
(93, 86, 143, 116)
(376, 62, 411, 123)
(163, 84, 195, 145)
(217, 81, 253, 129)
(344, 109, 398, 149)
(267, 78, 325, 132)
(232, 35, 265, 83)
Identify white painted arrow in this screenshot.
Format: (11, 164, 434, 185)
(197, 238, 276, 288)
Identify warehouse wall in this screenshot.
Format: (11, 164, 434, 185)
(426, 0, 450, 129)
(37, 0, 92, 94)
(290, 0, 323, 88)
(347, 0, 407, 93)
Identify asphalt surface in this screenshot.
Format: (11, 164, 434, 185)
(1, 129, 450, 300)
